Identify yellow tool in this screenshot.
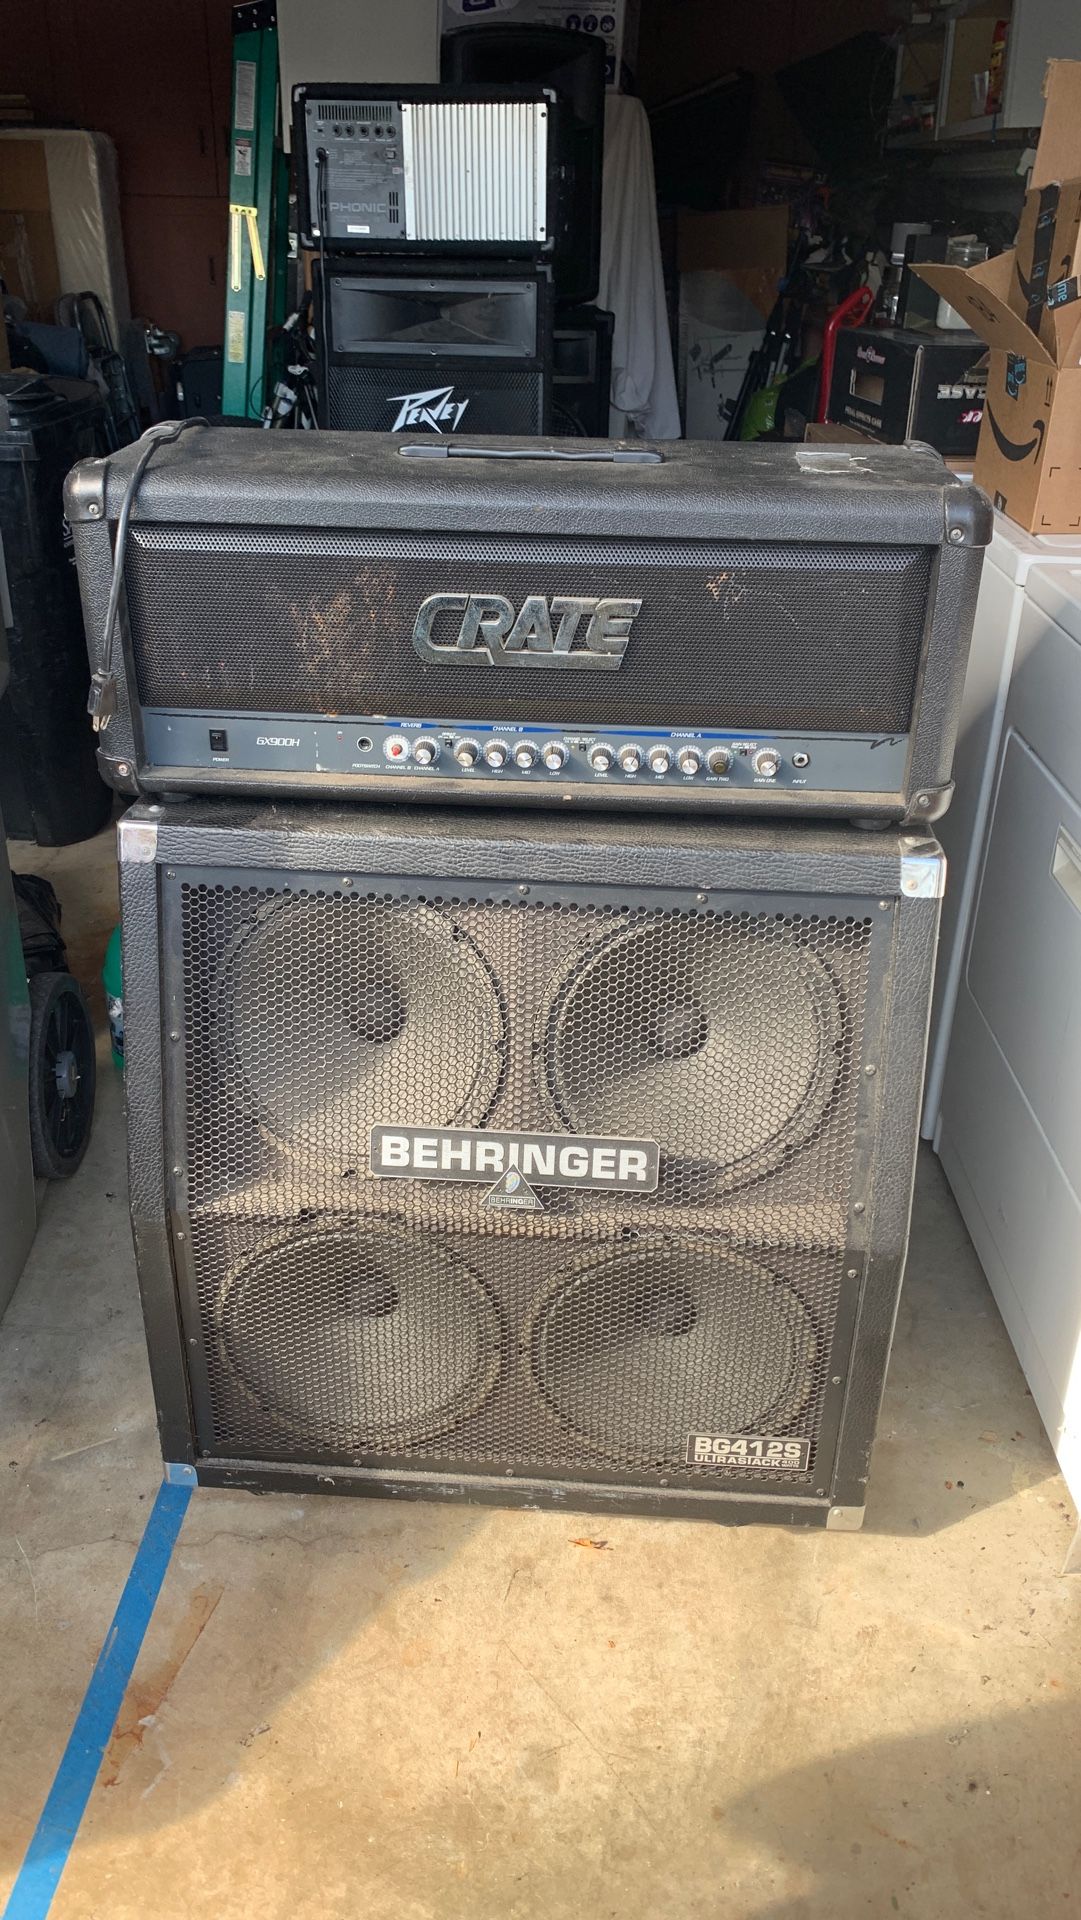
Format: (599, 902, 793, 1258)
(229, 203, 266, 291)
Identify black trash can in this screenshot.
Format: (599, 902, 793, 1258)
(0, 374, 113, 845)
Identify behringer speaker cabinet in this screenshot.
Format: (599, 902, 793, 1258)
(123, 800, 943, 1529)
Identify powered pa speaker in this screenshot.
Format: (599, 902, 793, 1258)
(294, 83, 558, 263)
(121, 799, 943, 1529)
(312, 258, 552, 433)
(441, 25, 606, 304)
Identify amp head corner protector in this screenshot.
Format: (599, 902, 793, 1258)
(118, 817, 160, 864)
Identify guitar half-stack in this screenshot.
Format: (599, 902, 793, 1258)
(69, 430, 989, 1530)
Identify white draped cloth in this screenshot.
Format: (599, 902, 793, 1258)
(599, 94, 682, 440)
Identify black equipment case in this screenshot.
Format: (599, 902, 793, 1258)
(0, 375, 112, 846)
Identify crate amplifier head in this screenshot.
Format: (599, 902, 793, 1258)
(67, 431, 990, 823)
(314, 258, 552, 434)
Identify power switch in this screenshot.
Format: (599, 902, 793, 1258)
(209, 729, 229, 753)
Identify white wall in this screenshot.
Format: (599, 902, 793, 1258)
(278, 0, 441, 148)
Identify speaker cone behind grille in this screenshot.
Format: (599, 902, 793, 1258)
(215, 896, 505, 1156)
(532, 1239, 818, 1467)
(543, 916, 843, 1186)
(216, 1223, 503, 1451)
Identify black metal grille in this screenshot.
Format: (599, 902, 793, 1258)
(126, 528, 931, 733)
(325, 363, 545, 433)
(172, 876, 877, 1492)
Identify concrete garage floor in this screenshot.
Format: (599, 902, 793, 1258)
(1, 823, 1079, 1920)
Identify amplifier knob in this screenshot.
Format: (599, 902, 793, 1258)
(484, 740, 510, 769)
(647, 746, 672, 775)
(542, 741, 568, 771)
(753, 747, 782, 779)
(412, 737, 439, 766)
(384, 735, 409, 762)
(589, 743, 615, 771)
(617, 744, 642, 773)
(706, 746, 732, 776)
(676, 747, 701, 776)
(454, 739, 480, 768)
(513, 742, 538, 771)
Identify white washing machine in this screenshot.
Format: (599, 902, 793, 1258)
(936, 564, 1081, 1528)
(923, 516, 1081, 1139)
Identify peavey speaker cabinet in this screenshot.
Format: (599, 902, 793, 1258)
(69, 431, 989, 824)
(313, 259, 552, 434)
(121, 800, 943, 1528)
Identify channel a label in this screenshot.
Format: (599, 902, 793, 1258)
(370, 1125, 660, 1193)
(686, 1433, 811, 1472)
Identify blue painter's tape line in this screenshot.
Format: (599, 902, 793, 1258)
(3, 1472, 194, 1920)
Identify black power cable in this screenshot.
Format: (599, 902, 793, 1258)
(316, 148, 331, 429)
(87, 416, 209, 732)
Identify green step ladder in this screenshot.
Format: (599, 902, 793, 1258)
(222, 0, 290, 419)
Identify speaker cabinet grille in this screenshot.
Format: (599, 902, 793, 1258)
(323, 362, 546, 434)
(125, 529, 930, 735)
(172, 875, 877, 1487)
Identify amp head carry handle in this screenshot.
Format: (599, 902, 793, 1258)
(397, 443, 664, 464)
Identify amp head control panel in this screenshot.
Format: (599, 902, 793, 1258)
(303, 99, 404, 243)
(142, 712, 910, 803)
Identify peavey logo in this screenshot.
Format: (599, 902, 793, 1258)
(388, 384, 469, 432)
(255, 734, 301, 747)
(412, 593, 642, 670)
(370, 1125, 660, 1207)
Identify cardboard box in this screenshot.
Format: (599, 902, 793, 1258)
(0, 140, 60, 319)
(442, 0, 639, 91)
(676, 205, 787, 319)
(913, 60, 1081, 531)
(675, 209, 787, 438)
(829, 325, 986, 457)
(678, 270, 770, 440)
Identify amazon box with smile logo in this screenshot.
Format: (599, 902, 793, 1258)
(913, 60, 1081, 532)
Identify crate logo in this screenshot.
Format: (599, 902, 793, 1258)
(370, 1124, 660, 1195)
(388, 383, 470, 432)
(412, 593, 642, 669)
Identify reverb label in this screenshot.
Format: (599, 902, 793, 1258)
(370, 1125, 660, 1192)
